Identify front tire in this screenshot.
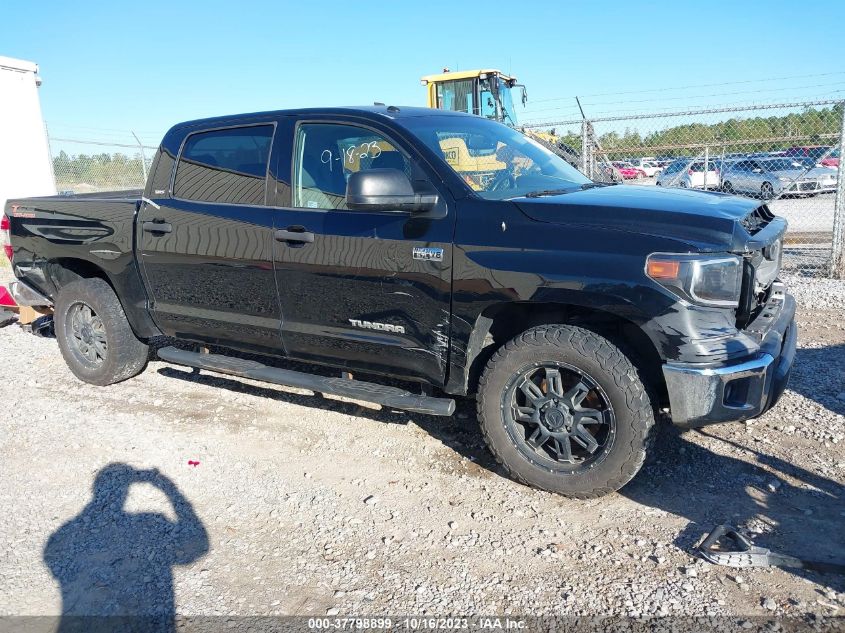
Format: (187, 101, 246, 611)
(477, 325, 655, 498)
(55, 278, 149, 386)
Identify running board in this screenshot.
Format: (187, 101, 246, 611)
(156, 346, 456, 417)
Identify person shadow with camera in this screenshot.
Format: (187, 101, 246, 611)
(43, 463, 209, 633)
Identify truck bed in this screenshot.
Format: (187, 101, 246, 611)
(4, 190, 152, 334)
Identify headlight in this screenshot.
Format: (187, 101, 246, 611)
(646, 254, 743, 307)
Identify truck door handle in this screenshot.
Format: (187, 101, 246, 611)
(275, 227, 315, 244)
(142, 221, 172, 234)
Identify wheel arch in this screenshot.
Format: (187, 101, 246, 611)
(456, 301, 667, 407)
(45, 257, 161, 339)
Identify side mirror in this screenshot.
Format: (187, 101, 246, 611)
(346, 169, 438, 213)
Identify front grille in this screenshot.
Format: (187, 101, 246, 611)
(739, 204, 774, 234)
(736, 260, 756, 328)
(736, 235, 782, 329)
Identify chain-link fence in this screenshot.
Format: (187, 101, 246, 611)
(47, 134, 154, 195)
(524, 100, 845, 278)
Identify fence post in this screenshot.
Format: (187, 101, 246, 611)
(44, 123, 57, 192)
(580, 119, 589, 176)
(131, 131, 148, 184)
(831, 103, 845, 279)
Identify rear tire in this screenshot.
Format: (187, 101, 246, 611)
(55, 278, 149, 386)
(476, 325, 656, 498)
(722, 181, 734, 193)
(761, 182, 774, 199)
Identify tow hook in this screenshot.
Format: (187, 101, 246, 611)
(698, 525, 845, 574)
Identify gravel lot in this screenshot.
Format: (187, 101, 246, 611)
(0, 260, 843, 625)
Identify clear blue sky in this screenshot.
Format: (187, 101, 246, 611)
(3, 0, 844, 147)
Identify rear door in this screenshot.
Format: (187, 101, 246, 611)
(269, 117, 455, 384)
(137, 122, 284, 353)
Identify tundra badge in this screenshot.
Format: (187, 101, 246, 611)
(413, 247, 444, 262)
(348, 319, 406, 334)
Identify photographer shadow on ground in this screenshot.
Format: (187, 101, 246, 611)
(623, 424, 845, 593)
(43, 464, 209, 633)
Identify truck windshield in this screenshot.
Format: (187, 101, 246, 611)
(402, 116, 591, 200)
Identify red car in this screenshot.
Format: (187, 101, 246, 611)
(821, 149, 839, 169)
(611, 161, 646, 179)
(785, 146, 838, 168)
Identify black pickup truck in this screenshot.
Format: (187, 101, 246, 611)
(2, 106, 796, 497)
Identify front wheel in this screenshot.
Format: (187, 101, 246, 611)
(55, 278, 149, 386)
(722, 181, 734, 194)
(477, 325, 656, 498)
(761, 182, 775, 199)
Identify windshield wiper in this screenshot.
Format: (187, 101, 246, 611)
(524, 188, 577, 198)
(523, 182, 610, 198)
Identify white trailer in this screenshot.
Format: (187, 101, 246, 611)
(0, 56, 56, 211)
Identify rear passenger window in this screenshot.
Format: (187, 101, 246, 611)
(173, 125, 274, 205)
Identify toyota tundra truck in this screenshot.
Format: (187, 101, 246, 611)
(1, 106, 796, 497)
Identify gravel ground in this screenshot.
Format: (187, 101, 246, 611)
(0, 261, 843, 625)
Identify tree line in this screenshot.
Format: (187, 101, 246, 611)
(548, 104, 843, 157)
(53, 151, 149, 190)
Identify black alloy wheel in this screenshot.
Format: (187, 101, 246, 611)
(502, 362, 615, 472)
(65, 301, 108, 368)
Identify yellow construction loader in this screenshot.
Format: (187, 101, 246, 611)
(420, 68, 527, 126)
(420, 68, 582, 188)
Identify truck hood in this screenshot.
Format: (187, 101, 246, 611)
(512, 185, 761, 251)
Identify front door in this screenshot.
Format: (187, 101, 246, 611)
(271, 119, 455, 384)
(137, 122, 283, 353)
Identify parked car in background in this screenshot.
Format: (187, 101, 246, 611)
(784, 146, 833, 169)
(611, 161, 645, 179)
(721, 157, 830, 198)
(629, 158, 662, 177)
(821, 148, 840, 169)
(655, 158, 719, 189)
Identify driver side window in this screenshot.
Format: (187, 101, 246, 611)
(292, 123, 411, 210)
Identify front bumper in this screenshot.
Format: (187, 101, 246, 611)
(662, 284, 797, 428)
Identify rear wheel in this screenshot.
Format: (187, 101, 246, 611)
(477, 325, 656, 498)
(55, 278, 149, 386)
(722, 181, 734, 193)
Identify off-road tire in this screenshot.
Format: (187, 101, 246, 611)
(477, 324, 656, 498)
(55, 278, 149, 386)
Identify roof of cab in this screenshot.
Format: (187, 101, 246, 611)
(169, 105, 473, 135)
(420, 69, 514, 83)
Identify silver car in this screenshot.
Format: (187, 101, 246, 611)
(721, 157, 833, 198)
